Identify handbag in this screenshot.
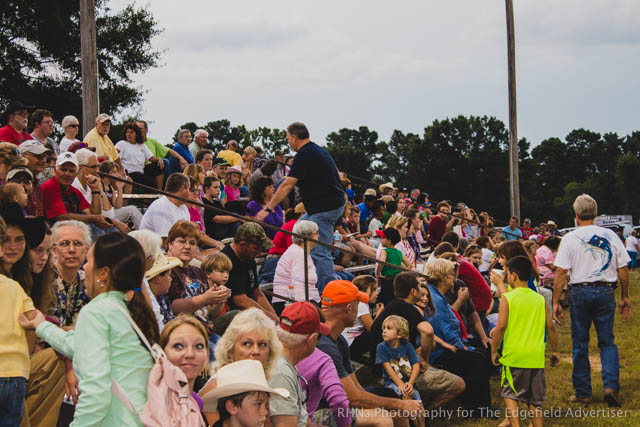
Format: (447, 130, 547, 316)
(107, 301, 206, 427)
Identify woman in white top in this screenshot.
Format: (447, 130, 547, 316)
(272, 220, 320, 315)
(59, 115, 81, 152)
(114, 122, 164, 189)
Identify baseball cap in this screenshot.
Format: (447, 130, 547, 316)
(279, 302, 330, 335)
(95, 113, 111, 123)
(235, 222, 273, 251)
(18, 140, 51, 155)
(55, 151, 78, 167)
(6, 166, 34, 181)
(212, 158, 230, 166)
(321, 280, 369, 307)
(227, 165, 242, 174)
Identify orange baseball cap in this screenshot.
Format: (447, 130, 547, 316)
(321, 280, 369, 307)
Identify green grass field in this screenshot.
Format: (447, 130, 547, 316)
(431, 269, 640, 426)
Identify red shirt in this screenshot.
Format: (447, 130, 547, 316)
(521, 226, 534, 239)
(457, 257, 492, 312)
(0, 125, 33, 145)
(26, 178, 44, 217)
(427, 215, 446, 246)
(268, 219, 296, 256)
(42, 176, 91, 219)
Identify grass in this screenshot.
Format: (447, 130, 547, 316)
(430, 269, 640, 426)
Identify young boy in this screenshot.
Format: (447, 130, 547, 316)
(367, 201, 386, 246)
(202, 359, 290, 427)
(491, 255, 560, 427)
(375, 315, 424, 427)
(0, 216, 37, 424)
(202, 176, 241, 241)
(376, 227, 412, 305)
(201, 250, 233, 316)
(0, 182, 29, 211)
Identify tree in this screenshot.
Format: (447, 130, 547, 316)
(325, 127, 380, 190)
(0, 1, 161, 128)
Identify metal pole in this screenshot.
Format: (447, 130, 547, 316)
(80, 0, 98, 137)
(303, 238, 309, 302)
(505, 0, 520, 221)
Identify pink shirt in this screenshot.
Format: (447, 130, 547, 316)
(535, 245, 555, 281)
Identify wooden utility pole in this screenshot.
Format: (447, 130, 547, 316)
(505, 0, 520, 220)
(80, 0, 98, 137)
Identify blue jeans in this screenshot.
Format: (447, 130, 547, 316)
(627, 250, 637, 269)
(0, 377, 26, 427)
(300, 203, 345, 293)
(570, 285, 619, 398)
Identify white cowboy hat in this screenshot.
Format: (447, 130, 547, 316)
(144, 253, 183, 281)
(201, 359, 290, 412)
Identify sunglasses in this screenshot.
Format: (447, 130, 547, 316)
(68, 124, 79, 128)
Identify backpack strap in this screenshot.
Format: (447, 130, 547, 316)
(102, 299, 155, 418)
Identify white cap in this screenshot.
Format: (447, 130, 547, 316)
(18, 140, 51, 155)
(56, 151, 78, 167)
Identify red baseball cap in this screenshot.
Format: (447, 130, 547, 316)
(321, 280, 370, 307)
(375, 229, 386, 238)
(279, 302, 330, 335)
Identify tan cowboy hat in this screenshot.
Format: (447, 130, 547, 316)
(378, 182, 396, 193)
(145, 253, 183, 281)
(201, 359, 290, 412)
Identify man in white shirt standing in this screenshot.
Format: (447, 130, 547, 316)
(140, 173, 190, 241)
(552, 193, 630, 407)
(624, 230, 639, 270)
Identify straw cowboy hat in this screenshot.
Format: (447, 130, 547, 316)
(144, 253, 183, 281)
(201, 359, 290, 412)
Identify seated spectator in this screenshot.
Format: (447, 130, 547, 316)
(58, 115, 81, 152)
(370, 273, 464, 410)
(83, 113, 122, 168)
(169, 129, 195, 173)
(114, 122, 164, 189)
(272, 220, 320, 314)
(269, 302, 330, 426)
(386, 215, 417, 267)
(0, 182, 28, 212)
(342, 275, 382, 361)
(6, 165, 33, 195)
(41, 152, 114, 236)
(476, 235, 494, 273)
(319, 280, 415, 427)
(1, 142, 29, 184)
(367, 201, 385, 245)
(462, 245, 483, 270)
(189, 129, 209, 159)
(201, 359, 289, 423)
(376, 228, 412, 306)
(0, 101, 34, 145)
(426, 259, 491, 413)
(96, 161, 143, 230)
(19, 233, 156, 426)
(427, 201, 455, 247)
(217, 139, 242, 167)
(502, 216, 523, 241)
(165, 221, 231, 343)
(72, 149, 130, 233)
(224, 166, 242, 203)
(137, 120, 188, 186)
(536, 235, 561, 287)
(17, 140, 48, 216)
(202, 176, 241, 241)
(140, 172, 191, 240)
(29, 109, 59, 154)
(406, 209, 425, 263)
(29, 223, 54, 313)
(159, 313, 211, 415)
(249, 159, 277, 189)
(212, 158, 230, 202)
(221, 223, 279, 321)
(195, 149, 214, 177)
(247, 176, 283, 239)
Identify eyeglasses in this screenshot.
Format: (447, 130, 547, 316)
(174, 238, 197, 247)
(56, 240, 86, 249)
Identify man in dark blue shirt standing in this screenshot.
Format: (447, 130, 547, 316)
(256, 122, 345, 292)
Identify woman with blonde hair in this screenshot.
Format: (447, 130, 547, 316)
(0, 142, 28, 183)
(385, 215, 417, 267)
(199, 308, 282, 422)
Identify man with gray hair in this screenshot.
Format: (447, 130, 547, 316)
(268, 302, 329, 426)
(553, 193, 630, 406)
(189, 128, 209, 159)
(169, 129, 195, 172)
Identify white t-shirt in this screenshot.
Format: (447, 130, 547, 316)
(140, 196, 190, 237)
(60, 136, 79, 152)
(480, 248, 494, 272)
(341, 301, 370, 345)
(115, 140, 153, 174)
(554, 225, 630, 284)
(625, 235, 639, 252)
(369, 218, 383, 234)
(71, 178, 91, 203)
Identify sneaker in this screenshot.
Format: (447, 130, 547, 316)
(603, 390, 622, 407)
(568, 395, 593, 404)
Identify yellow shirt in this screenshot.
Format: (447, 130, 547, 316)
(0, 274, 35, 379)
(217, 149, 242, 167)
(84, 128, 120, 161)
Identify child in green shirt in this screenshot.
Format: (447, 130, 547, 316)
(491, 255, 559, 427)
(375, 227, 412, 305)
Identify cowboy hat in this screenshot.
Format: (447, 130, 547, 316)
(201, 359, 289, 412)
(145, 253, 183, 281)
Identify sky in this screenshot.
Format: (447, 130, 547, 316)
(109, 0, 640, 148)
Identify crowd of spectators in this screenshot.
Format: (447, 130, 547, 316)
(0, 102, 634, 426)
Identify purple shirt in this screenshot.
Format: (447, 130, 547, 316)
(246, 200, 283, 239)
(296, 348, 352, 426)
